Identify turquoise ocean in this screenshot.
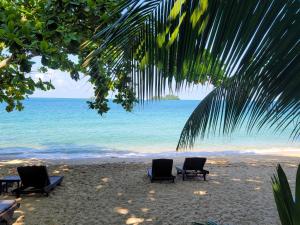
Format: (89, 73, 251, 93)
(0, 98, 299, 160)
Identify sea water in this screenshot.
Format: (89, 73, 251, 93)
(0, 98, 299, 159)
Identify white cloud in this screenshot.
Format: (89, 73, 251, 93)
(56, 79, 65, 86)
(28, 69, 93, 98)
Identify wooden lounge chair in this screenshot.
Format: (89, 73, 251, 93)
(147, 159, 175, 183)
(13, 166, 63, 197)
(176, 157, 209, 181)
(0, 200, 20, 225)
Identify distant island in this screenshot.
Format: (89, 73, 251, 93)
(152, 94, 180, 100)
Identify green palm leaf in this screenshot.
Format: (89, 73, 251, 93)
(85, 0, 300, 148)
(272, 164, 300, 225)
(295, 164, 300, 223)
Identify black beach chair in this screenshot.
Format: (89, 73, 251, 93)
(13, 166, 63, 197)
(0, 200, 20, 225)
(147, 159, 175, 183)
(176, 157, 209, 180)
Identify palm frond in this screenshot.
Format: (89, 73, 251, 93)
(85, 0, 300, 147)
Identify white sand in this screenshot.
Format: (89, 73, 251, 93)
(0, 155, 299, 225)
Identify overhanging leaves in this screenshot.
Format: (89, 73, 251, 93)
(86, 0, 300, 149)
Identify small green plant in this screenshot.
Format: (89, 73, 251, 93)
(271, 164, 300, 225)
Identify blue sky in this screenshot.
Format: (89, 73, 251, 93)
(29, 57, 213, 100)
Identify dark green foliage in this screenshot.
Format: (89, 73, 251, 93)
(272, 164, 300, 225)
(0, 0, 137, 113)
(86, 0, 299, 147)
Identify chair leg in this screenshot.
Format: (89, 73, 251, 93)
(16, 190, 20, 198)
(2, 211, 13, 225)
(203, 174, 206, 181)
(4, 217, 12, 225)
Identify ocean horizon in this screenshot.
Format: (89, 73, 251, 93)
(0, 98, 299, 160)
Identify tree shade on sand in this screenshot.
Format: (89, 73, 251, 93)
(193, 164, 300, 225)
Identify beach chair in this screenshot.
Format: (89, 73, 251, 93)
(147, 159, 175, 183)
(0, 200, 20, 225)
(176, 157, 209, 181)
(13, 166, 63, 197)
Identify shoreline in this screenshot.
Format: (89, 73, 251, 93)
(1, 144, 300, 162)
(0, 153, 299, 165)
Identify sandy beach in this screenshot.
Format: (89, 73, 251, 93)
(0, 155, 299, 225)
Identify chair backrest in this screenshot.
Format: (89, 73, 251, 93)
(152, 159, 173, 177)
(17, 166, 50, 188)
(183, 157, 206, 170)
